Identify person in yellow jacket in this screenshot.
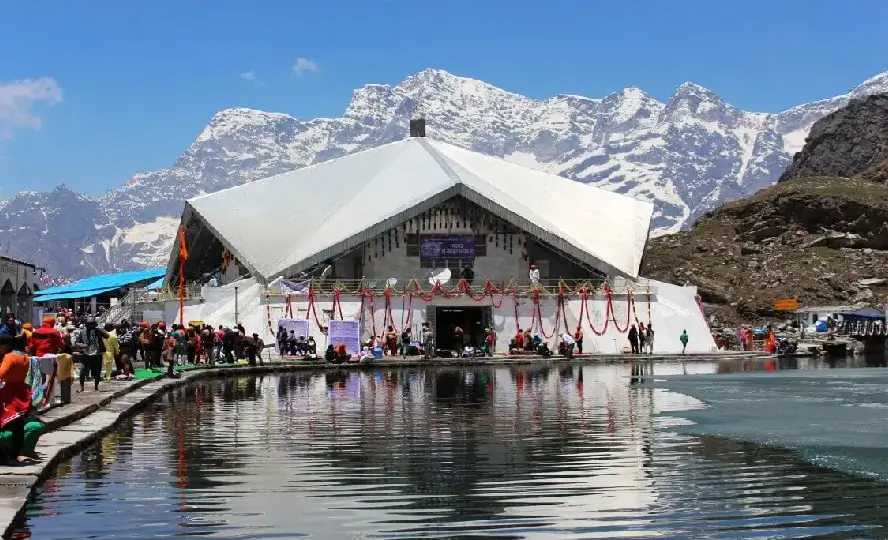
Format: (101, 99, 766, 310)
(102, 323, 119, 380)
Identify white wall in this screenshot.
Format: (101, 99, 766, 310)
(194, 278, 716, 354)
(363, 235, 527, 283)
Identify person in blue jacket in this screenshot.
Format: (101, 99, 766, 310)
(0, 315, 18, 337)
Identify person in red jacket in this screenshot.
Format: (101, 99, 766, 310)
(30, 316, 64, 357)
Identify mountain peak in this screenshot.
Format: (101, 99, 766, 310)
(663, 81, 737, 124)
(195, 107, 298, 142)
(673, 81, 720, 99)
(850, 70, 888, 98)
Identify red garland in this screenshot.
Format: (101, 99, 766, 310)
(307, 288, 327, 334)
(647, 290, 652, 325)
(462, 280, 488, 301)
(332, 289, 344, 320)
(383, 289, 399, 334)
(265, 296, 276, 336)
(365, 290, 379, 338)
(488, 281, 505, 308)
(609, 288, 633, 333)
(579, 288, 610, 336)
(403, 292, 414, 328)
(512, 289, 521, 331)
(284, 294, 294, 318)
(560, 293, 570, 331)
(531, 289, 557, 339)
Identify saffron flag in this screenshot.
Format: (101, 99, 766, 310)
(179, 226, 188, 260)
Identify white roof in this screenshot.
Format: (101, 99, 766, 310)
(181, 138, 654, 281)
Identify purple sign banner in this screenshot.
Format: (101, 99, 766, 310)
(419, 235, 475, 260)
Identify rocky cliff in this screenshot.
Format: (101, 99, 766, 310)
(779, 94, 888, 182)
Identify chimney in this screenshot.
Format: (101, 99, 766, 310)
(409, 115, 426, 137)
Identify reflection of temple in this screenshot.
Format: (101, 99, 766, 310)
(249, 365, 666, 526)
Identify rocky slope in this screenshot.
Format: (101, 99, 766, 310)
(4, 68, 888, 278)
(643, 177, 888, 325)
(779, 94, 888, 183)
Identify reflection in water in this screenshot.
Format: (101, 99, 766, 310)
(10, 361, 888, 539)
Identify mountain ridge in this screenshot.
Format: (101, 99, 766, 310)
(3, 67, 888, 278)
(643, 91, 888, 325)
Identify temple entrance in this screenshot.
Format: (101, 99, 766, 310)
(435, 306, 491, 354)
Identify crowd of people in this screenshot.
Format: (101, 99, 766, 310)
(0, 310, 273, 466)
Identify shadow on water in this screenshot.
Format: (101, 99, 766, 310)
(10, 361, 888, 539)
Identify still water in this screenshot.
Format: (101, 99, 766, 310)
(12, 358, 888, 539)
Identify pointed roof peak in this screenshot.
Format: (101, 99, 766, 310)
(182, 138, 652, 282)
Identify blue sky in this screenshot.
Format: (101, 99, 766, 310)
(0, 0, 886, 197)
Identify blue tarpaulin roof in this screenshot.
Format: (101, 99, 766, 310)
(146, 277, 164, 290)
(34, 286, 123, 302)
(34, 268, 165, 299)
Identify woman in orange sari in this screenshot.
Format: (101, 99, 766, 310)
(0, 334, 34, 464)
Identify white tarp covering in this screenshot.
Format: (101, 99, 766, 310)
(185, 138, 654, 281)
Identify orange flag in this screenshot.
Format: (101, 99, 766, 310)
(179, 226, 188, 260)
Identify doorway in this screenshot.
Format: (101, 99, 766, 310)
(435, 306, 491, 352)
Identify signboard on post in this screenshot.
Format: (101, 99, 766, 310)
(328, 320, 361, 355)
(276, 318, 310, 351)
(774, 299, 799, 311)
(419, 235, 475, 260)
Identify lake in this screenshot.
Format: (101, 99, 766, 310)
(11, 357, 888, 539)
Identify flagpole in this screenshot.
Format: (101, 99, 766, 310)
(178, 226, 188, 326)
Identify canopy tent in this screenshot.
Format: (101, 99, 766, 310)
(34, 286, 122, 302)
(167, 138, 654, 285)
(846, 307, 885, 320)
(35, 268, 165, 299)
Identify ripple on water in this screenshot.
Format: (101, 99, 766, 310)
(10, 362, 888, 539)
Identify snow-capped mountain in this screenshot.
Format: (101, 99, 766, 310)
(3, 68, 888, 278)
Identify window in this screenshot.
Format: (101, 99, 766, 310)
(474, 234, 487, 257)
(405, 234, 420, 257)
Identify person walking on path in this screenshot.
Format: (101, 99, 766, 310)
(102, 323, 119, 381)
(628, 324, 639, 354)
(74, 317, 108, 393)
(680, 329, 689, 354)
(638, 322, 647, 353)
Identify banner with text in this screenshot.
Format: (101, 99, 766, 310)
(279, 279, 311, 295)
(419, 235, 475, 260)
(276, 318, 310, 352)
(327, 320, 361, 355)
